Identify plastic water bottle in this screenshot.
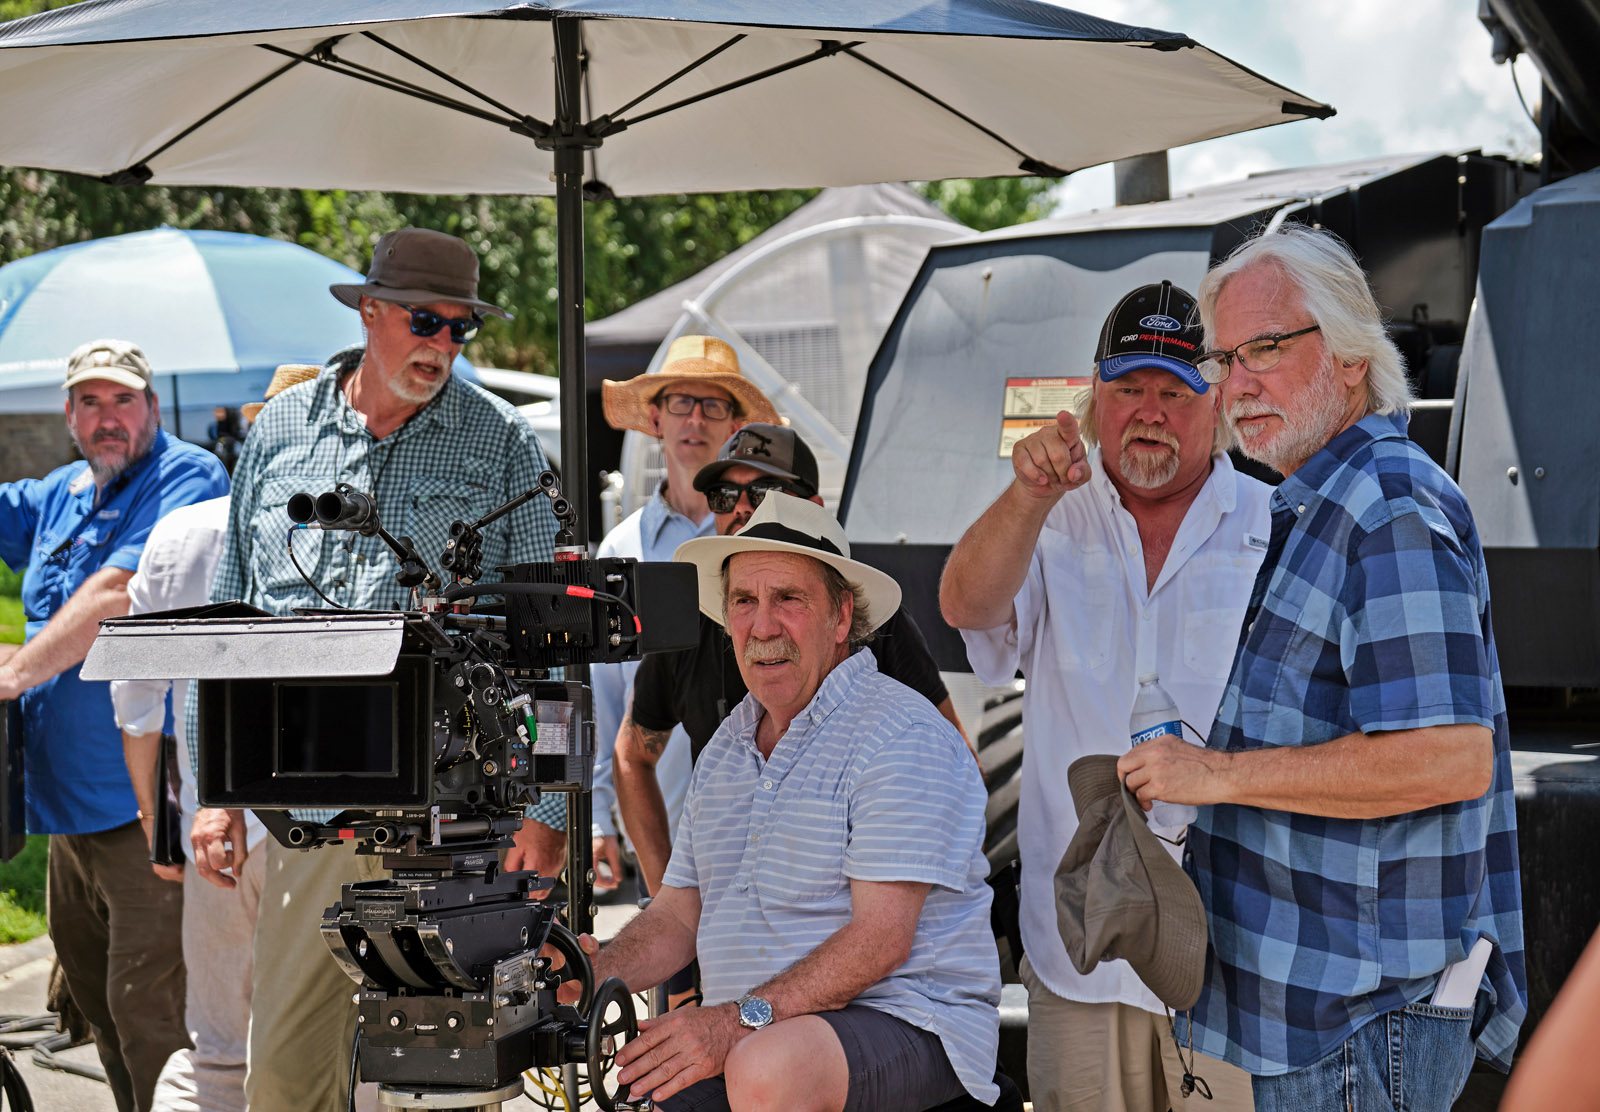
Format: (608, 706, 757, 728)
(1128, 673, 1198, 829)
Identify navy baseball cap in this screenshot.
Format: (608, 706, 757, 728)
(1093, 280, 1207, 393)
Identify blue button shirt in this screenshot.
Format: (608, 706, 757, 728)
(1186, 413, 1526, 1075)
(0, 429, 229, 834)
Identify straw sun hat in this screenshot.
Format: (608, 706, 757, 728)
(602, 334, 781, 436)
(241, 363, 322, 422)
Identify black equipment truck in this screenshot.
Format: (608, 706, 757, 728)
(839, 4, 1600, 1105)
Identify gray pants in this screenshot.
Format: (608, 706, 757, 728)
(48, 822, 190, 1112)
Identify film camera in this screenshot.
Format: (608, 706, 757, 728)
(83, 472, 699, 1112)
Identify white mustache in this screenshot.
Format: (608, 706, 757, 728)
(1121, 423, 1178, 451)
(1228, 400, 1283, 423)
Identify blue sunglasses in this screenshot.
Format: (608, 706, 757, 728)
(399, 304, 483, 345)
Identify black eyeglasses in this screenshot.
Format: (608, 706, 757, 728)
(399, 304, 483, 345)
(1196, 324, 1321, 384)
(659, 393, 736, 421)
(704, 477, 809, 515)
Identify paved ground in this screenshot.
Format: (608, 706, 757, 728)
(0, 882, 644, 1112)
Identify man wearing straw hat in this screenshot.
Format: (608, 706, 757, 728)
(0, 338, 229, 1112)
(566, 493, 1000, 1111)
(188, 228, 558, 1112)
(520, 334, 780, 889)
(109, 362, 315, 1112)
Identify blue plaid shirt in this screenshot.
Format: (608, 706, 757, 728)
(194, 348, 558, 821)
(1185, 412, 1526, 1075)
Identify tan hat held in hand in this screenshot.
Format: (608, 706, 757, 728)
(1054, 754, 1209, 1011)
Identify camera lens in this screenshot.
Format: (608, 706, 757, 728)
(287, 492, 316, 524)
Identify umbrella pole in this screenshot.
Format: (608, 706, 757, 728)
(549, 18, 595, 940)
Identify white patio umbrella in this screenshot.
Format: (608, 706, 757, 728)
(0, 1, 1330, 933)
(0, 0, 1333, 531)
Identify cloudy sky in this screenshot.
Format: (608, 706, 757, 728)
(1048, 0, 1543, 213)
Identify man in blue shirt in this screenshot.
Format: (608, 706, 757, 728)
(1119, 226, 1525, 1111)
(0, 338, 229, 1112)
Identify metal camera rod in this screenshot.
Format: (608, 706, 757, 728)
(440, 470, 580, 584)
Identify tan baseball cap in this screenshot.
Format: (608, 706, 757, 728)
(63, 339, 154, 393)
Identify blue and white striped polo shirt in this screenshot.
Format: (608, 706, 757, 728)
(662, 649, 1001, 1102)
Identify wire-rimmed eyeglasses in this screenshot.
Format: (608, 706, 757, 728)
(1196, 324, 1321, 384)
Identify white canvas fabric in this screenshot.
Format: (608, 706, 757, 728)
(0, 4, 1330, 196)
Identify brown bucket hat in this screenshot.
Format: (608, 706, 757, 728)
(1054, 754, 1208, 1011)
(330, 228, 511, 319)
(601, 334, 781, 436)
(242, 363, 322, 423)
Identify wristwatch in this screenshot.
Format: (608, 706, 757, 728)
(736, 993, 774, 1030)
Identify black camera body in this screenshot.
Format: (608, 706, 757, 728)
(83, 474, 695, 1107)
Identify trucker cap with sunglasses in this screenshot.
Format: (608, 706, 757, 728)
(693, 423, 819, 501)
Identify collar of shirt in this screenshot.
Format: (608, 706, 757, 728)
(1084, 444, 1241, 598)
(641, 480, 710, 549)
(725, 648, 876, 761)
(1269, 411, 1409, 518)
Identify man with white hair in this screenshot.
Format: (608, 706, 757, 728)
(189, 228, 558, 1112)
(1119, 225, 1526, 1110)
(568, 494, 999, 1111)
(0, 338, 229, 1112)
(941, 281, 1266, 1111)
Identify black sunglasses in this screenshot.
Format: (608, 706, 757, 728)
(399, 304, 483, 345)
(704, 477, 809, 515)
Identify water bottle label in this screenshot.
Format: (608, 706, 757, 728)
(1131, 719, 1182, 745)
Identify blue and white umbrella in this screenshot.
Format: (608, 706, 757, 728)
(0, 227, 366, 392)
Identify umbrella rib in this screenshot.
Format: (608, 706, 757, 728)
(124, 52, 309, 173)
(838, 45, 1067, 176)
(599, 33, 746, 123)
(257, 43, 529, 132)
(612, 39, 863, 132)
(361, 32, 549, 133)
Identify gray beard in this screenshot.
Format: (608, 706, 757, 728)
(71, 419, 157, 485)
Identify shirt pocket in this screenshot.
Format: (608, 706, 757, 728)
(1036, 532, 1116, 672)
(251, 474, 331, 600)
(403, 476, 493, 562)
(757, 796, 849, 905)
(1183, 608, 1245, 681)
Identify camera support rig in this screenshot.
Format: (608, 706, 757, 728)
(83, 471, 698, 1112)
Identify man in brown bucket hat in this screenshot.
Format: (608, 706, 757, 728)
(522, 336, 782, 892)
(189, 229, 559, 1112)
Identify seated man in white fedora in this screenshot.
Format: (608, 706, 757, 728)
(565, 494, 1000, 1112)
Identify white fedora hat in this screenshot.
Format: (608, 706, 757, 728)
(674, 493, 901, 631)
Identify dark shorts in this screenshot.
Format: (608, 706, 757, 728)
(655, 1005, 965, 1112)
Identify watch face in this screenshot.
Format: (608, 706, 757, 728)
(739, 995, 773, 1028)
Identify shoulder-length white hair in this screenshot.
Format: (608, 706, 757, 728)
(1196, 224, 1413, 417)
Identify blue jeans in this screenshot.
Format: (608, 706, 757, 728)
(1251, 993, 1487, 1112)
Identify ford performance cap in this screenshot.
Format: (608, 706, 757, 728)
(1094, 280, 1207, 394)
